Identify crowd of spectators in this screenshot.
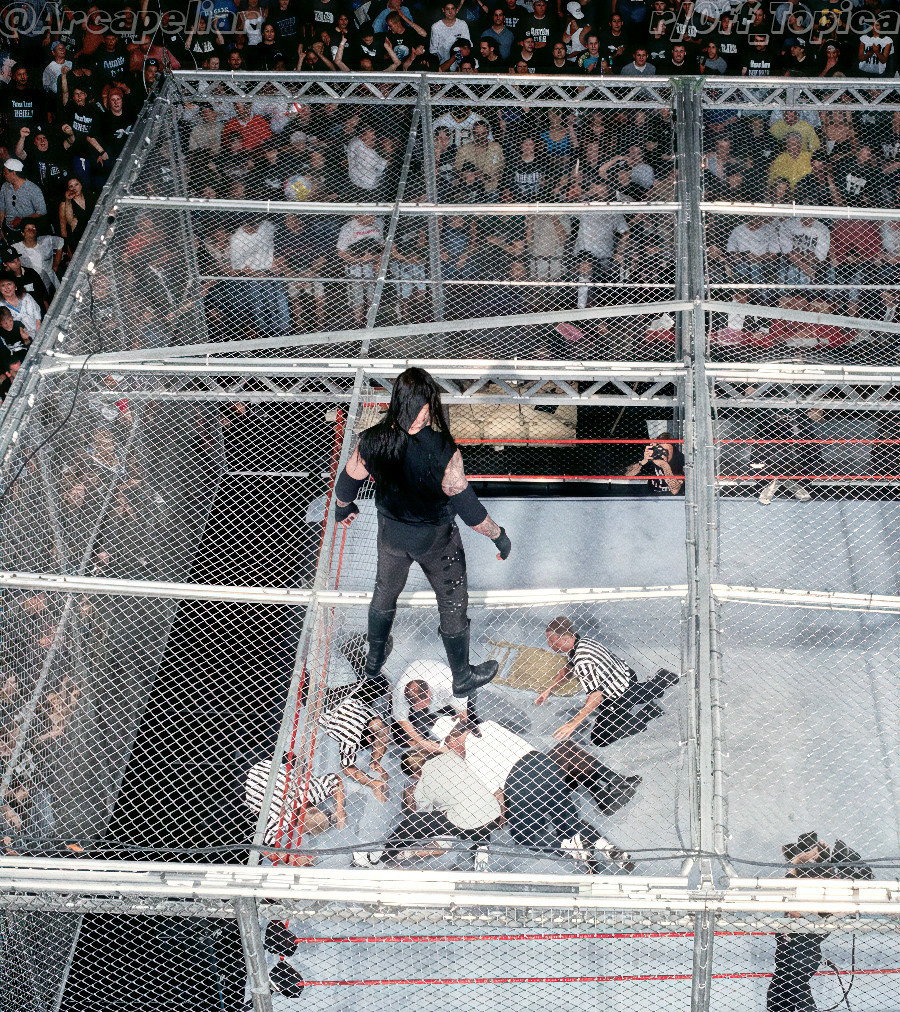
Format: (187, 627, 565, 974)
(0, 593, 82, 851)
(76, 0, 900, 78)
(0, 0, 891, 382)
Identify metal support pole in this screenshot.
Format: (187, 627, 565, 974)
(362, 86, 425, 331)
(163, 94, 210, 346)
(690, 911, 715, 1012)
(420, 76, 445, 325)
(676, 80, 725, 910)
(234, 897, 274, 1012)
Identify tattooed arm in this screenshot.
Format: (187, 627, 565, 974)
(442, 450, 506, 545)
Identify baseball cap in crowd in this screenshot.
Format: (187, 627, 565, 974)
(3, 158, 23, 173)
(0, 247, 19, 262)
(567, 0, 585, 17)
(785, 37, 806, 48)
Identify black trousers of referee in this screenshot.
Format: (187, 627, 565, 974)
(766, 933, 824, 1012)
(590, 669, 672, 747)
(370, 516, 468, 636)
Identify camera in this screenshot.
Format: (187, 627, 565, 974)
(782, 831, 874, 881)
(650, 444, 667, 460)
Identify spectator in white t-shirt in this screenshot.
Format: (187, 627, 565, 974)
(346, 126, 388, 195)
(723, 217, 781, 284)
(778, 216, 830, 287)
(857, 20, 892, 77)
(14, 223, 63, 294)
(229, 219, 291, 336)
(336, 213, 384, 326)
(41, 43, 72, 95)
(430, 3, 472, 63)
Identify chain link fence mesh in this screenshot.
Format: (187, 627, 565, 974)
(1, 73, 900, 1012)
(2, 900, 899, 1012)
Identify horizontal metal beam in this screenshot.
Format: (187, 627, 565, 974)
(712, 585, 900, 614)
(709, 362, 900, 383)
(704, 301, 900, 338)
(0, 571, 686, 607)
(49, 302, 693, 365)
(701, 77, 900, 111)
(2, 858, 899, 915)
(117, 194, 680, 217)
(702, 202, 900, 221)
(171, 70, 673, 107)
(40, 357, 684, 382)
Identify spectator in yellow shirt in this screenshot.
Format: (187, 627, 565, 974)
(769, 110, 820, 153)
(768, 133, 813, 193)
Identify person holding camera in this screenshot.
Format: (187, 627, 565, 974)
(769, 831, 874, 1012)
(623, 431, 684, 495)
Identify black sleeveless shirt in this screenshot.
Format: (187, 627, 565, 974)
(360, 426, 455, 527)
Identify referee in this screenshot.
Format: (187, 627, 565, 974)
(539, 616, 679, 746)
(333, 367, 511, 698)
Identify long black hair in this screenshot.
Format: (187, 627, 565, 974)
(358, 367, 456, 492)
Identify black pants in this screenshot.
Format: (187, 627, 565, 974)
(504, 751, 596, 852)
(766, 933, 824, 1012)
(370, 516, 468, 636)
(382, 811, 491, 859)
(547, 740, 633, 812)
(590, 670, 670, 747)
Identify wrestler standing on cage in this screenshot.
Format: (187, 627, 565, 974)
(333, 367, 512, 698)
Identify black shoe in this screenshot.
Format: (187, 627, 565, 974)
(269, 961, 305, 995)
(656, 668, 680, 690)
(440, 621, 498, 697)
(642, 702, 664, 720)
(594, 774, 642, 815)
(264, 920, 298, 957)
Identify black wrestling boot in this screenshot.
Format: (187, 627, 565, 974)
(440, 621, 498, 697)
(350, 610, 395, 705)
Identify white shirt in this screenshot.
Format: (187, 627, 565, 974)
(243, 9, 264, 44)
(346, 136, 387, 190)
(2, 292, 40, 336)
(778, 218, 830, 262)
(336, 217, 383, 252)
(229, 221, 275, 272)
(430, 18, 471, 63)
(392, 659, 466, 724)
(858, 34, 891, 74)
(881, 221, 900, 257)
(414, 751, 501, 829)
(727, 221, 781, 257)
(459, 720, 535, 794)
(14, 236, 62, 290)
(41, 59, 72, 94)
(575, 211, 628, 258)
(433, 110, 489, 148)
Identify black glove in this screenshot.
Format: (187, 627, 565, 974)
(492, 526, 511, 560)
(335, 500, 359, 523)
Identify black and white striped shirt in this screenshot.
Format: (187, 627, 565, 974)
(245, 758, 341, 846)
(568, 636, 634, 701)
(322, 695, 375, 768)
